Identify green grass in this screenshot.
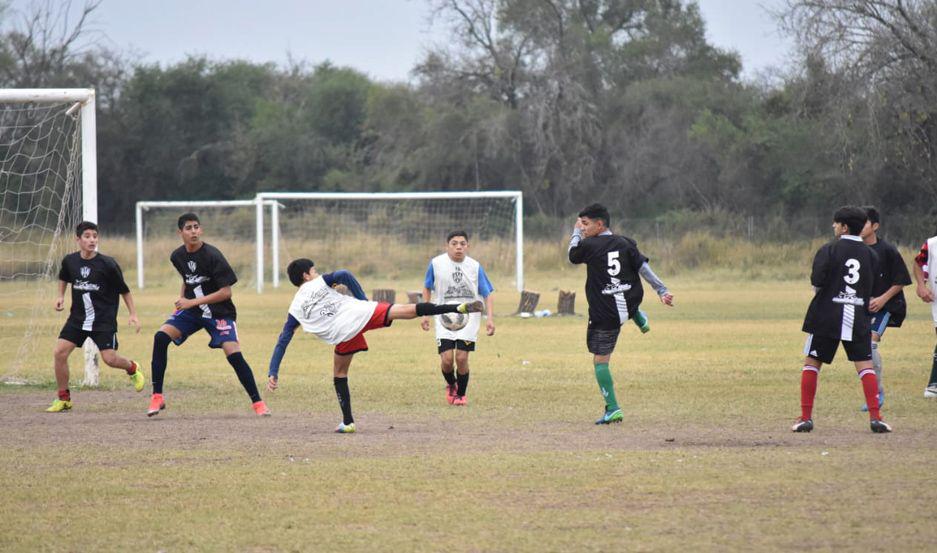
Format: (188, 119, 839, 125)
(2, 269, 937, 552)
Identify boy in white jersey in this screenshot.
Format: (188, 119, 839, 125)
(267, 258, 483, 433)
(913, 233, 937, 397)
(420, 230, 495, 405)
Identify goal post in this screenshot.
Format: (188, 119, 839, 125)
(0, 88, 98, 385)
(135, 199, 282, 289)
(253, 191, 524, 293)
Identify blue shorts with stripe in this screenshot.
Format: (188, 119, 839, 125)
(870, 311, 891, 337)
(164, 309, 239, 349)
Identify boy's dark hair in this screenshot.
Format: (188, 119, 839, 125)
(447, 230, 469, 242)
(863, 206, 880, 225)
(287, 258, 315, 287)
(75, 221, 98, 237)
(578, 203, 610, 228)
(833, 206, 868, 236)
(177, 212, 200, 230)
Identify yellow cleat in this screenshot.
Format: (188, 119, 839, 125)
(128, 361, 145, 392)
(45, 399, 72, 412)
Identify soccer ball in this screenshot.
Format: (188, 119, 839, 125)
(440, 312, 468, 331)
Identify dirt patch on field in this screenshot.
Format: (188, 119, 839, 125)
(2, 390, 930, 462)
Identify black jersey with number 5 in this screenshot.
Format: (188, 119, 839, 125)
(569, 233, 648, 330)
(802, 236, 878, 341)
(170, 242, 238, 320)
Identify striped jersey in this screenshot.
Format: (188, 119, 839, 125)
(568, 231, 648, 330)
(58, 251, 130, 332)
(802, 235, 878, 341)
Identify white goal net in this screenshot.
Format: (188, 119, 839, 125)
(254, 191, 524, 292)
(0, 90, 96, 384)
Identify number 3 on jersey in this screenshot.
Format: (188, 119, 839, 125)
(843, 258, 860, 284)
(607, 251, 621, 276)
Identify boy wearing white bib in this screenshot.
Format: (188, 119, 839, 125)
(421, 230, 495, 406)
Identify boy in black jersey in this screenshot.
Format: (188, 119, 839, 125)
(568, 204, 674, 425)
(147, 213, 269, 417)
(794, 206, 892, 433)
(857, 206, 911, 411)
(48, 221, 144, 412)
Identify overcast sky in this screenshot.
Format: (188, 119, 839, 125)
(8, 0, 794, 82)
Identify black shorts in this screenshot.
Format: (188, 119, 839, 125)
(437, 339, 476, 354)
(803, 334, 872, 364)
(58, 323, 118, 351)
(587, 326, 621, 356)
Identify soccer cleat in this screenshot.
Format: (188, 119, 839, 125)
(925, 384, 937, 398)
(147, 393, 166, 417)
(595, 408, 623, 425)
(791, 418, 814, 432)
(870, 418, 892, 433)
(335, 422, 356, 434)
(452, 395, 467, 406)
(128, 361, 145, 392)
(446, 383, 458, 405)
(860, 391, 885, 412)
(457, 300, 484, 314)
(45, 399, 72, 413)
(252, 400, 271, 417)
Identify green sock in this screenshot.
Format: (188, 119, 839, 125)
(593, 362, 619, 411)
(633, 310, 648, 329)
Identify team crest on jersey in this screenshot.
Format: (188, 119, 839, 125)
(452, 267, 464, 283)
(187, 261, 197, 272)
(80, 266, 91, 279)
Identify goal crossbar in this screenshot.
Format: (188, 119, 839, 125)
(253, 191, 524, 293)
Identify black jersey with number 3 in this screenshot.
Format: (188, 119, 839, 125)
(802, 236, 878, 341)
(170, 242, 238, 320)
(569, 233, 648, 330)
(58, 252, 130, 333)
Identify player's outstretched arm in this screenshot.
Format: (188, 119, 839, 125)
(324, 270, 367, 300)
(267, 314, 300, 391)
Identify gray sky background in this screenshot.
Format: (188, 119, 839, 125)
(8, 0, 794, 82)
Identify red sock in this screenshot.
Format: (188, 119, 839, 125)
(58, 388, 70, 401)
(859, 369, 880, 420)
(800, 366, 819, 420)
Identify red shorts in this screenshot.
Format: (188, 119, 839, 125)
(335, 302, 393, 355)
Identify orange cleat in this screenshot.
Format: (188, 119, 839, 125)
(252, 400, 271, 417)
(452, 395, 467, 406)
(147, 393, 165, 417)
(446, 383, 458, 405)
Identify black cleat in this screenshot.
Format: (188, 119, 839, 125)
(870, 419, 892, 433)
(791, 418, 813, 432)
(458, 300, 485, 314)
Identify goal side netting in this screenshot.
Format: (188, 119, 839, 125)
(0, 95, 87, 385)
(255, 192, 524, 292)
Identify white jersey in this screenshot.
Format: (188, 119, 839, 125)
(928, 236, 937, 325)
(288, 277, 378, 345)
(430, 253, 482, 341)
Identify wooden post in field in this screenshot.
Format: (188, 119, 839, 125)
(373, 289, 396, 303)
(515, 290, 540, 314)
(557, 290, 576, 315)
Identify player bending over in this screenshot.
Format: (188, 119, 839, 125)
(47, 221, 144, 412)
(421, 230, 495, 406)
(793, 206, 891, 434)
(147, 213, 269, 417)
(858, 206, 910, 411)
(568, 203, 674, 425)
(267, 258, 483, 433)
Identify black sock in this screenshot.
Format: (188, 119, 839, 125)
(334, 377, 354, 424)
(456, 371, 470, 397)
(226, 352, 261, 403)
(151, 331, 171, 394)
(415, 302, 460, 316)
(442, 370, 456, 386)
(930, 344, 937, 385)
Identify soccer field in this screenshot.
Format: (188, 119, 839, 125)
(2, 272, 936, 552)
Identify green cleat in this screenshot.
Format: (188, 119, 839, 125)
(335, 422, 356, 434)
(128, 361, 145, 392)
(45, 399, 72, 413)
(595, 408, 623, 425)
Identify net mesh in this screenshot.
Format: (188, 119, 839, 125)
(0, 101, 83, 382)
(273, 196, 519, 284)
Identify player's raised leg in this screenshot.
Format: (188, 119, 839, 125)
(388, 301, 484, 320)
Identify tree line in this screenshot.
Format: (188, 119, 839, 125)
(2, 0, 935, 241)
